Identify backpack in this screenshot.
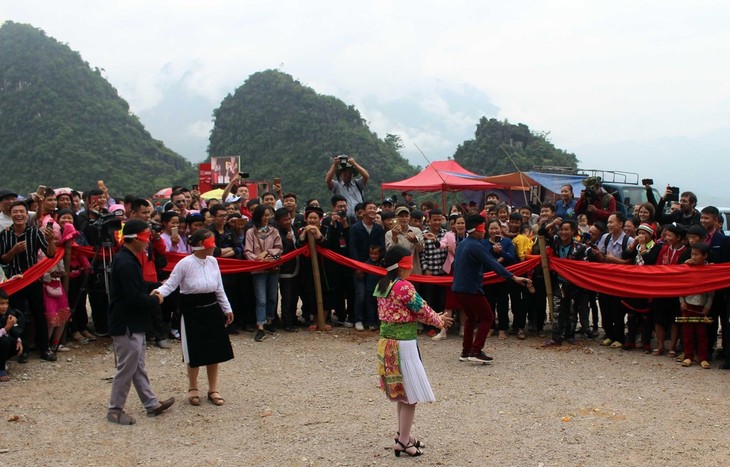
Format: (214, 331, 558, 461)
(602, 233, 630, 257)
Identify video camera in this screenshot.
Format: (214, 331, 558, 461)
(337, 154, 349, 169)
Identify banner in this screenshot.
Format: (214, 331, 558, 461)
(0, 248, 64, 295)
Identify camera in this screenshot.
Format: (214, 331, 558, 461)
(580, 231, 592, 245)
(90, 210, 123, 241)
(149, 222, 163, 233)
(238, 172, 250, 179)
(641, 178, 654, 186)
(338, 210, 347, 218)
(337, 154, 349, 169)
(668, 186, 680, 202)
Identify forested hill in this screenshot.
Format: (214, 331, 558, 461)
(0, 22, 196, 197)
(454, 117, 579, 176)
(208, 70, 418, 202)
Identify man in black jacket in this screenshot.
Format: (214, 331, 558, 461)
(106, 220, 174, 425)
(0, 289, 25, 381)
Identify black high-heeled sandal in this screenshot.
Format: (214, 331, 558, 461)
(395, 432, 425, 449)
(394, 439, 422, 457)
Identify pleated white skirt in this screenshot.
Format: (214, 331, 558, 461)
(398, 340, 436, 404)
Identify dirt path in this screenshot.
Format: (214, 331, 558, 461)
(0, 329, 728, 466)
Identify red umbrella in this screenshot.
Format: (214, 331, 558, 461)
(153, 187, 172, 199)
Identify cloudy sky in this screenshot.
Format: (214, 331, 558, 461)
(4, 1, 730, 204)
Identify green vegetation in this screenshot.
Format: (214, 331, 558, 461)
(454, 117, 579, 175)
(0, 21, 196, 197)
(208, 70, 417, 202)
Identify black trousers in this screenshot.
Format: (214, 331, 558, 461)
(279, 276, 299, 327)
(598, 294, 626, 343)
(10, 282, 49, 353)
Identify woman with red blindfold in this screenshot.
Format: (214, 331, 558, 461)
(375, 246, 453, 458)
(153, 229, 234, 407)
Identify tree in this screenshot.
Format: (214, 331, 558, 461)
(453, 117, 579, 176)
(208, 70, 417, 201)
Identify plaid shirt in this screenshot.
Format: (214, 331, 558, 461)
(0, 225, 50, 276)
(419, 228, 448, 275)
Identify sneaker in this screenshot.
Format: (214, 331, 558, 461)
(254, 329, 266, 342)
(263, 323, 278, 334)
(459, 350, 470, 362)
(40, 350, 57, 362)
(354, 322, 365, 331)
(516, 329, 526, 340)
(170, 329, 181, 340)
(368, 325, 378, 331)
(468, 351, 493, 363)
(343, 321, 354, 328)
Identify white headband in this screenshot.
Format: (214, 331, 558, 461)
(385, 263, 400, 271)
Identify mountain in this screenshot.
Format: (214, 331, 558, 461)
(453, 117, 579, 176)
(0, 21, 196, 197)
(208, 70, 418, 203)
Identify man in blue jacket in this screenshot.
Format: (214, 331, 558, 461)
(452, 215, 532, 363)
(107, 220, 174, 425)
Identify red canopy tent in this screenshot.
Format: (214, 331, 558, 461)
(381, 160, 504, 209)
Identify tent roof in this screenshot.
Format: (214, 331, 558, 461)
(381, 160, 503, 192)
(477, 172, 538, 191)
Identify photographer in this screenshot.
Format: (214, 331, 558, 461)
(575, 176, 616, 224)
(321, 195, 355, 326)
(645, 181, 700, 228)
(325, 154, 369, 217)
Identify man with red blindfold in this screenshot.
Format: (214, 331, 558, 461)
(106, 219, 175, 425)
(452, 215, 532, 363)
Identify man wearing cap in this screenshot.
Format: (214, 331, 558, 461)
(380, 198, 395, 213)
(325, 155, 369, 217)
(0, 189, 19, 230)
(575, 177, 616, 224)
(386, 205, 424, 275)
(107, 219, 174, 425)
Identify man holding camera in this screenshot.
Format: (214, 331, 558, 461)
(650, 185, 700, 228)
(325, 155, 369, 218)
(322, 195, 355, 326)
(575, 176, 616, 224)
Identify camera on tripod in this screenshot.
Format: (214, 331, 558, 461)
(90, 208, 124, 241)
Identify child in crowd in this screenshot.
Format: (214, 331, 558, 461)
(512, 224, 534, 262)
(364, 245, 384, 331)
(0, 289, 25, 382)
(678, 243, 713, 368)
(577, 214, 590, 235)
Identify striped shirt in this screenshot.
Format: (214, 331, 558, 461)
(0, 225, 50, 276)
(419, 228, 448, 275)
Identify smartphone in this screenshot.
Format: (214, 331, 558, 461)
(171, 227, 178, 237)
(192, 184, 199, 191)
(494, 235, 503, 242)
(46, 221, 53, 229)
(36, 185, 46, 198)
(273, 177, 281, 185)
(239, 172, 250, 179)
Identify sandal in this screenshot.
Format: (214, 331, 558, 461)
(396, 432, 424, 449)
(107, 410, 136, 425)
(651, 349, 664, 356)
(394, 439, 422, 457)
(668, 351, 677, 359)
(700, 361, 711, 369)
(188, 388, 201, 406)
(207, 391, 225, 406)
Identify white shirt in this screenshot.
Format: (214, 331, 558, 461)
(155, 254, 232, 314)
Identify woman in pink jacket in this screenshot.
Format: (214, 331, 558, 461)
(244, 205, 283, 342)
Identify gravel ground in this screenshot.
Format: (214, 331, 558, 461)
(0, 329, 728, 466)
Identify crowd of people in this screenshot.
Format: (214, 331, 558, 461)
(0, 157, 728, 393)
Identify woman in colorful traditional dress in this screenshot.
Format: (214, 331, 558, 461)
(375, 246, 453, 457)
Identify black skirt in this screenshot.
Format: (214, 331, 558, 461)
(180, 293, 234, 368)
